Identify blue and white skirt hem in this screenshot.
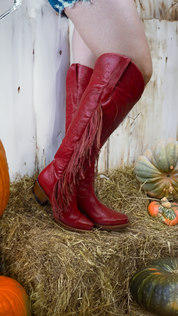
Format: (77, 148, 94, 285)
(48, 0, 92, 18)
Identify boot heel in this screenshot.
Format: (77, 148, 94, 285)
(33, 179, 48, 206)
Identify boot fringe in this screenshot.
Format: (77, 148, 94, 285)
(52, 103, 103, 220)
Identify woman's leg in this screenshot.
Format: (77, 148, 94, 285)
(33, 29, 96, 232)
(63, 1, 150, 229)
(72, 27, 97, 68)
(65, 0, 152, 228)
(65, 0, 152, 85)
(65, 28, 95, 132)
(34, 0, 151, 231)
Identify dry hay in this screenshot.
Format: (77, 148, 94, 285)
(0, 166, 178, 316)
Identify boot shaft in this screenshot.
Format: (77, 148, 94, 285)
(65, 64, 93, 132)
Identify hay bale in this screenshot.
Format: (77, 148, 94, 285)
(1, 166, 178, 316)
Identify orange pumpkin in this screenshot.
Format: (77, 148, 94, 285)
(0, 276, 31, 315)
(0, 140, 10, 216)
(148, 199, 178, 226)
(148, 201, 160, 217)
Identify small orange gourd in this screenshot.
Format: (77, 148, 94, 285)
(148, 198, 178, 226)
(0, 140, 10, 216)
(0, 276, 31, 315)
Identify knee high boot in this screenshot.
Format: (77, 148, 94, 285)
(33, 64, 94, 232)
(65, 60, 145, 230)
(75, 57, 145, 229)
(33, 53, 144, 231)
(65, 66, 132, 229)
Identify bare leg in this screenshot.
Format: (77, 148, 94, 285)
(65, 0, 152, 85)
(72, 28, 97, 69)
(33, 0, 151, 231)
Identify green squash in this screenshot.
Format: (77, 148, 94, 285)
(134, 138, 178, 199)
(130, 258, 178, 316)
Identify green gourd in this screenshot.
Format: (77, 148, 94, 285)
(130, 258, 178, 316)
(134, 138, 178, 200)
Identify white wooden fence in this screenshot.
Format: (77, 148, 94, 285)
(0, 0, 178, 181)
(0, 0, 69, 181)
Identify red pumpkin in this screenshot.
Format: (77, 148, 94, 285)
(0, 140, 10, 216)
(148, 199, 178, 226)
(0, 276, 31, 315)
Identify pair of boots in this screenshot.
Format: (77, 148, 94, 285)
(33, 53, 145, 232)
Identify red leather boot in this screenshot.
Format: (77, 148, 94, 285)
(76, 57, 145, 230)
(65, 64, 128, 230)
(33, 53, 144, 232)
(33, 64, 94, 232)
